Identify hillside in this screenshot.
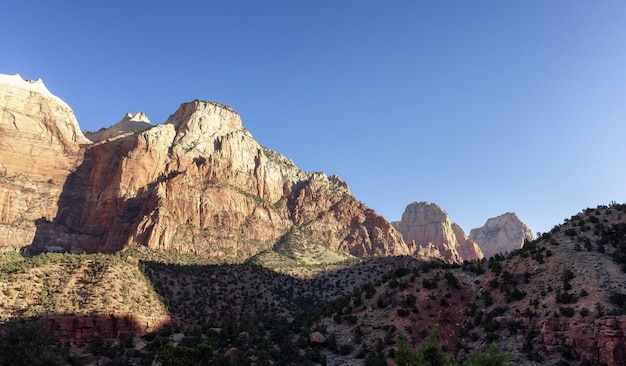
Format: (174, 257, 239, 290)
(1, 203, 626, 365)
(317, 202, 626, 365)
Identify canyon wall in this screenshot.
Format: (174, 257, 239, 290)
(0, 74, 409, 260)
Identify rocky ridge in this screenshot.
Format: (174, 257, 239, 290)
(393, 201, 484, 263)
(0, 74, 410, 261)
(469, 211, 535, 258)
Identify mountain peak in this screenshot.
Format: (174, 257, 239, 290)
(469, 212, 534, 257)
(120, 112, 151, 124)
(85, 112, 153, 142)
(394, 201, 483, 263)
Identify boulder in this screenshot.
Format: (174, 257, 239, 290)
(309, 331, 326, 345)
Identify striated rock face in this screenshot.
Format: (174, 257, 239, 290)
(84, 112, 152, 142)
(0, 74, 410, 260)
(469, 212, 534, 258)
(537, 316, 626, 366)
(0, 74, 90, 247)
(393, 202, 483, 263)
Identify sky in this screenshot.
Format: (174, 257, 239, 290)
(2, 1, 626, 235)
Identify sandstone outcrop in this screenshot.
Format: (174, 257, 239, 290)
(533, 316, 626, 366)
(0, 74, 410, 260)
(0, 74, 90, 249)
(41, 314, 171, 344)
(309, 331, 326, 345)
(393, 202, 483, 263)
(469, 212, 534, 258)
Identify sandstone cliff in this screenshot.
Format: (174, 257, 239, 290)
(392, 202, 483, 263)
(0, 74, 90, 248)
(0, 74, 409, 260)
(468, 212, 534, 258)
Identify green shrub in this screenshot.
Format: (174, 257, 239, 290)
(559, 307, 575, 317)
(422, 278, 438, 290)
(397, 308, 410, 317)
(565, 228, 577, 236)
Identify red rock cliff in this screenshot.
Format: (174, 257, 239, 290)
(0, 75, 409, 260)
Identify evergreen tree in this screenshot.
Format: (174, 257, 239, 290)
(465, 343, 509, 366)
(395, 337, 416, 366)
(416, 328, 454, 366)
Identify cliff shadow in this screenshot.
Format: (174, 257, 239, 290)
(27, 136, 162, 255)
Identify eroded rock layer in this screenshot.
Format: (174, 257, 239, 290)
(0, 74, 409, 260)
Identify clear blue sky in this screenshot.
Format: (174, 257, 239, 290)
(2, 1, 626, 234)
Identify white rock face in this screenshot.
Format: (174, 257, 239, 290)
(0, 73, 91, 246)
(0, 73, 69, 108)
(85, 112, 153, 142)
(469, 212, 534, 258)
(0, 73, 90, 178)
(393, 202, 483, 263)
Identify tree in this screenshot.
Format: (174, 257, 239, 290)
(465, 343, 509, 366)
(156, 343, 216, 366)
(395, 337, 416, 366)
(0, 321, 68, 366)
(415, 328, 455, 366)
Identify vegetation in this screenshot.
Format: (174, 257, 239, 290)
(464, 343, 509, 366)
(0, 320, 75, 366)
(250, 227, 354, 268)
(0, 252, 167, 321)
(395, 330, 509, 366)
(0, 202, 625, 364)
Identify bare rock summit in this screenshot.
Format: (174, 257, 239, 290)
(469, 212, 534, 258)
(85, 112, 153, 142)
(393, 202, 483, 263)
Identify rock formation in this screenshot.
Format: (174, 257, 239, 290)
(469, 212, 534, 258)
(0, 74, 410, 260)
(538, 316, 626, 366)
(0, 74, 90, 248)
(393, 202, 483, 263)
(84, 112, 152, 142)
